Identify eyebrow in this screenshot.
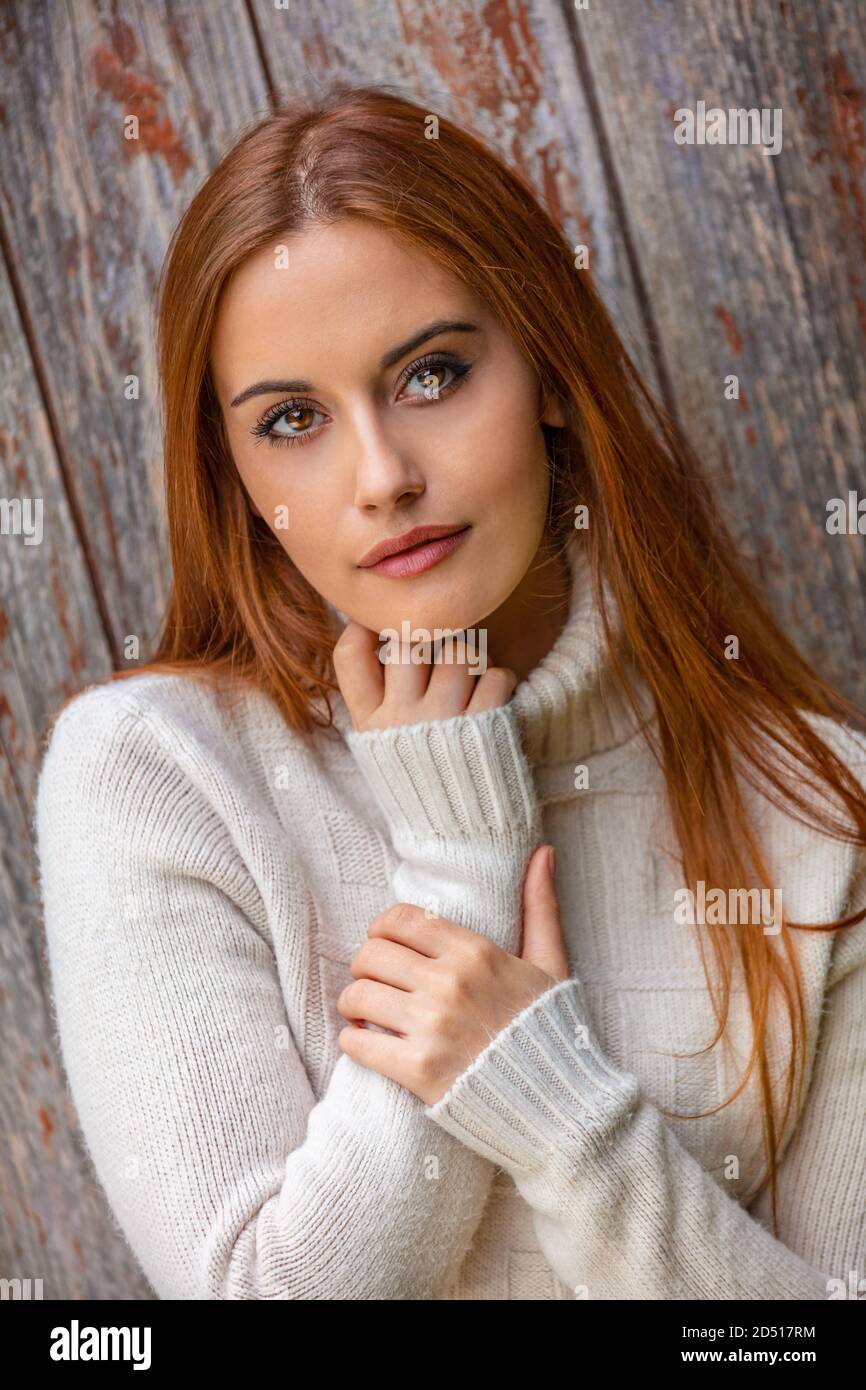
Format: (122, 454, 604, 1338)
(229, 319, 481, 408)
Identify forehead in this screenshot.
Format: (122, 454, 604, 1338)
(210, 217, 490, 397)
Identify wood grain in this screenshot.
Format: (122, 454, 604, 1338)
(568, 0, 866, 676)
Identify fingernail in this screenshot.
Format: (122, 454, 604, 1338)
(547, 845, 556, 876)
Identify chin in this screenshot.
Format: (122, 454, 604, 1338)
(320, 584, 485, 637)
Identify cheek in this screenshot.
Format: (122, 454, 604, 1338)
(237, 456, 335, 572)
(274, 494, 336, 572)
(453, 376, 549, 493)
(456, 409, 550, 519)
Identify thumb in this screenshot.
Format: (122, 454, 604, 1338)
(520, 845, 570, 982)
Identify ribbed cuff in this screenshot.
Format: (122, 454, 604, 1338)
(423, 977, 641, 1177)
(344, 701, 539, 840)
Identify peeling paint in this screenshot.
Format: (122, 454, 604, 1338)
(38, 1105, 53, 1149)
(89, 38, 192, 187)
(714, 304, 743, 354)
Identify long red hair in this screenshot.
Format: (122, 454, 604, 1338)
(49, 84, 866, 1232)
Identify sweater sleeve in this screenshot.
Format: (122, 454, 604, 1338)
(421, 905, 866, 1300)
(35, 690, 538, 1301)
(343, 702, 541, 952)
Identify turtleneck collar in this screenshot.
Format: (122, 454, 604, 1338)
(510, 532, 652, 767)
(324, 532, 653, 767)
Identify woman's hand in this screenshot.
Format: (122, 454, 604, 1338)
(337, 846, 570, 1105)
(332, 618, 518, 731)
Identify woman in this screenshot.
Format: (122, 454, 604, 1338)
(36, 85, 866, 1300)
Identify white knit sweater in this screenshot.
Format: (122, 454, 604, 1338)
(35, 538, 866, 1300)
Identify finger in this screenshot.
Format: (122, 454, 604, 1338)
(422, 651, 477, 718)
(337, 978, 415, 1033)
(465, 665, 518, 715)
(520, 845, 571, 981)
(338, 1023, 407, 1084)
(368, 901, 474, 957)
(351, 937, 429, 991)
(332, 622, 385, 725)
(422, 633, 480, 717)
(380, 634, 431, 706)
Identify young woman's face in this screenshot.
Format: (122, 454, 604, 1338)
(210, 217, 564, 638)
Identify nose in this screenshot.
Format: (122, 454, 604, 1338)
(350, 407, 425, 512)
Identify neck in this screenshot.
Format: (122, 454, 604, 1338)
(506, 530, 655, 766)
(482, 534, 573, 682)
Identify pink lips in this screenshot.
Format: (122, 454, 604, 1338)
(359, 526, 471, 578)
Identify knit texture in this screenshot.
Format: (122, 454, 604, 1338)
(34, 535, 866, 1300)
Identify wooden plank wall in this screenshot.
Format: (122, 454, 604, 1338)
(1, 0, 863, 1299)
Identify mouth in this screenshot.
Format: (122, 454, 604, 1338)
(357, 524, 472, 578)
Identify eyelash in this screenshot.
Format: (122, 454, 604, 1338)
(249, 352, 473, 450)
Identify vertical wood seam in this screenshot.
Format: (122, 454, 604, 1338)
(244, 0, 279, 113)
(557, 0, 681, 427)
(0, 209, 121, 673)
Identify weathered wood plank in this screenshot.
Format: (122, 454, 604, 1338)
(569, 0, 866, 694)
(0, 261, 113, 799)
(0, 0, 271, 653)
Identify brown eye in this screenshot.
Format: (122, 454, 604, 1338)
(250, 398, 328, 449)
(400, 356, 471, 401)
(272, 406, 317, 435)
(416, 366, 448, 396)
